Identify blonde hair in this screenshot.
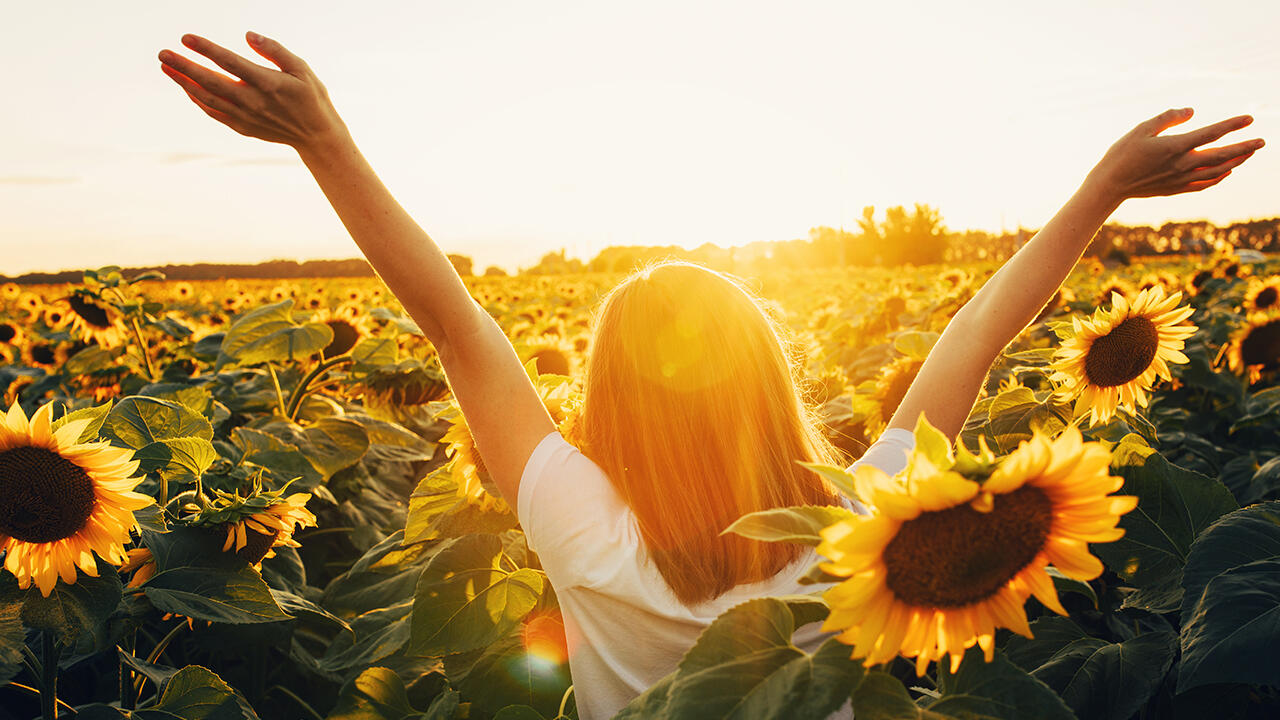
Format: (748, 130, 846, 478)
(572, 261, 841, 605)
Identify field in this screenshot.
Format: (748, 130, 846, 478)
(1, 251, 1279, 719)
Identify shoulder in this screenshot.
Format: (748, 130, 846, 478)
(515, 432, 640, 588)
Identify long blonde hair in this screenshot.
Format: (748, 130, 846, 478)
(572, 261, 841, 605)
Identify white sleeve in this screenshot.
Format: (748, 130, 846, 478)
(516, 431, 639, 589)
(848, 427, 915, 476)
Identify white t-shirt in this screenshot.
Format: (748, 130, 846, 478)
(517, 427, 916, 720)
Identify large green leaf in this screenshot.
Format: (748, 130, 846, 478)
(1031, 631, 1177, 720)
(723, 505, 860, 546)
(144, 566, 291, 625)
(982, 386, 1072, 453)
(217, 299, 333, 367)
(1093, 435, 1237, 590)
(102, 395, 214, 449)
(21, 569, 122, 650)
(851, 672, 950, 719)
(1181, 502, 1280, 628)
(932, 647, 1075, 720)
(452, 628, 571, 718)
(618, 596, 864, 720)
(51, 401, 112, 442)
(321, 601, 413, 673)
(409, 534, 545, 656)
(231, 427, 323, 490)
(1001, 616, 1090, 673)
(327, 666, 421, 720)
(132, 436, 218, 480)
(301, 417, 371, 478)
(134, 665, 260, 720)
(1178, 558, 1280, 692)
(345, 413, 436, 463)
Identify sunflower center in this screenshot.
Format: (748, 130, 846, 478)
(0, 324, 14, 342)
(882, 485, 1053, 608)
(530, 348, 571, 376)
(1083, 316, 1159, 387)
(232, 522, 280, 565)
(322, 319, 359, 358)
(1241, 319, 1280, 369)
(0, 446, 96, 543)
(67, 295, 111, 329)
(1255, 286, 1278, 310)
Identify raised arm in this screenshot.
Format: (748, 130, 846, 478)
(888, 108, 1263, 440)
(157, 32, 553, 499)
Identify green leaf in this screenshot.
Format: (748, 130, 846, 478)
(231, 427, 323, 490)
(301, 417, 370, 478)
(409, 534, 545, 656)
(132, 436, 218, 480)
(102, 396, 214, 451)
(21, 569, 122, 649)
(983, 386, 1071, 453)
(119, 649, 180, 696)
(269, 587, 352, 634)
(723, 505, 859, 546)
(351, 337, 399, 368)
(893, 331, 939, 360)
(328, 666, 423, 720)
(51, 401, 112, 441)
(932, 647, 1075, 720)
(144, 565, 291, 625)
(851, 672, 950, 719)
(1093, 435, 1237, 589)
(1179, 558, 1280, 692)
(135, 665, 260, 720)
(452, 629, 570, 718)
(797, 462, 860, 501)
(320, 602, 413, 673)
(1181, 502, 1280, 628)
(345, 413, 436, 463)
(217, 299, 333, 367)
(65, 345, 118, 375)
(492, 707, 545, 720)
(1031, 631, 1177, 720)
(650, 597, 865, 719)
(1001, 616, 1090, 673)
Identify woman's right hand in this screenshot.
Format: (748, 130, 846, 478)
(158, 32, 349, 152)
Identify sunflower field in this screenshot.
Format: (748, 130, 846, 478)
(0, 248, 1279, 719)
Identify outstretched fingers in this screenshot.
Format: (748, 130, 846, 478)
(160, 63, 243, 119)
(246, 32, 312, 78)
(1179, 137, 1266, 170)
(1140, 107, 1194, 136)
(180, 34, 273, 87)
(1181, 149, 1256, 183)
(1173, 114, 1255, 150)
(158, 48, 249, 106)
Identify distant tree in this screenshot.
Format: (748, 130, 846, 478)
(447, 254, 474, 277)
(483, 266, 508, 277)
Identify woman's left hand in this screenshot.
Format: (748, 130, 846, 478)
(158, 32, 349, 152)
(1086, 108, 1263, 203)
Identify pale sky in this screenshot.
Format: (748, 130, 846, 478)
(3, 1, 1278, 276)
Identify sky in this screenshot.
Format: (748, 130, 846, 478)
(3, 1, 1279, 276)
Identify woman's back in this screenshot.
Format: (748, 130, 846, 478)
(517, 428, 916, 719)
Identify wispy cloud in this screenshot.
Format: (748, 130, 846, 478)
(160, 152, 216, 164)
(0, 176, 79, 185)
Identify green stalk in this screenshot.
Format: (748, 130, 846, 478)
(269, 685, 325, 720)
(266, 362, 288, 418)
(285, 356, 353, 421)
(40, 632, 60, 720)
(5, 683, 76, 716)
(129, 317, 157, 382)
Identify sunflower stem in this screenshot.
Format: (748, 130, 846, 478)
(285, 356, 353, 422)
(557, 685, 575, 718)
(120, 632, 136, 711)
(145, 620, 188, 666)
(134, 319, 157, 381)
(266, 362, 288, 418)
(40, 632, 60, 720)
(6, 682, 76, 716)
(269, 685, 325, 720)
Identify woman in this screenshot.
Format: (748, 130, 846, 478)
(158, 32, 1261, 719)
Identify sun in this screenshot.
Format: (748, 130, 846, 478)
(1049, 286, 1196, 426)
(0, 401, 154, 596)
(817, 417, 1135, 675)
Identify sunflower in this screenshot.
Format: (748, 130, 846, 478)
(0, 283, 19, 301)
(65, 291, 127, 348)
(0, 321, 23, 347)
(1049, 286, 1196, 426)
(220, 492, 316, 566)
(120, 546, 157, 588)
(818, 419, 1135, 675)
(15, 292, 43, 319)
(1094, 277, 1135, 307)
(0, 402, 153, 596)
(1242, 276, 1280, 314)
(863, 356, 924, 437)
(314, 304, 370, 359)
(41, 304, 70, 331)
(1226, 312, 1280, 384)
(520, 337, 577, 377)
(171, 281, 195, 302)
